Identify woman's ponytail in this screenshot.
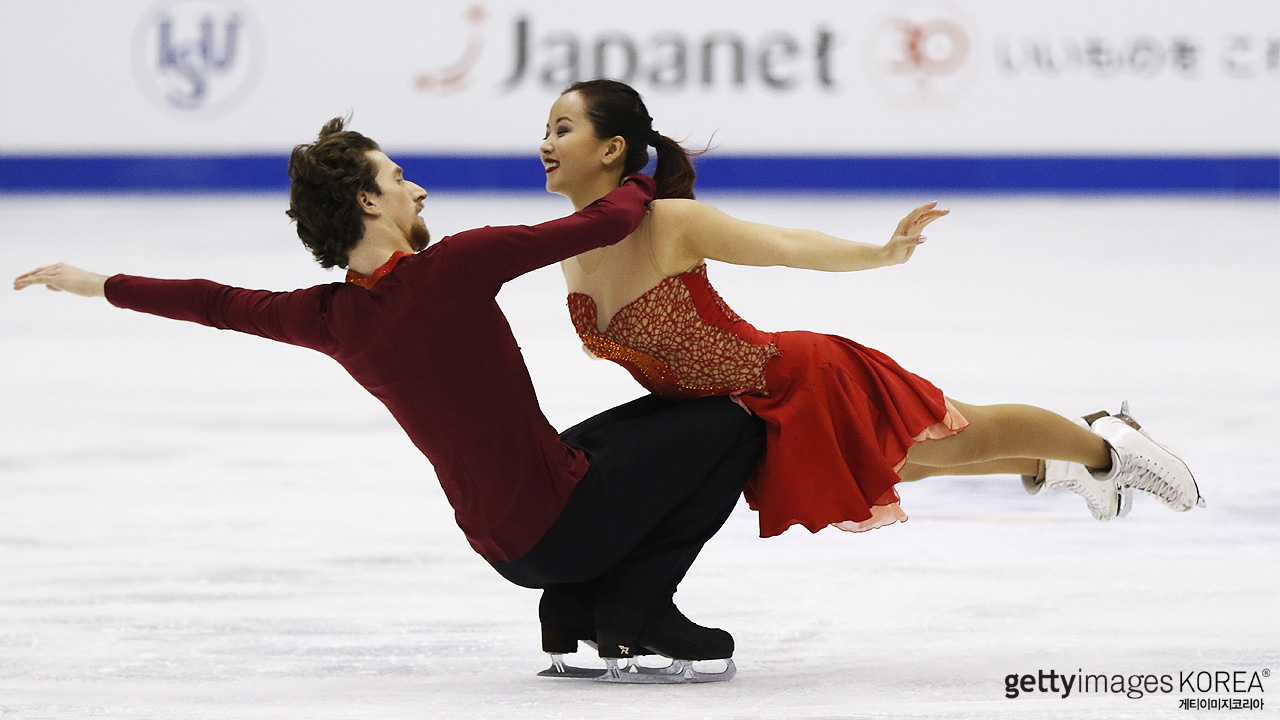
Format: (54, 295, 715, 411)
(650, 133, 697, 200)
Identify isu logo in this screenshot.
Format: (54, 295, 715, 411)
(132, 0, 262, 115)
(866, 1, 979, 108)
(414, 5, 487, 94)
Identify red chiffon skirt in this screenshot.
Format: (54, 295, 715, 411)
(739, 331, 968, 538)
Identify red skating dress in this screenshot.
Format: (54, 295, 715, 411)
(568, 263, 968, 538)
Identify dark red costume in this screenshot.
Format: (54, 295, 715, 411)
(101, 177, 674, 564)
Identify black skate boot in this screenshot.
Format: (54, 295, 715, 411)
(593, 602, 737, 684)
(537, 587, 605, 678)
(539, 587, 595, 654)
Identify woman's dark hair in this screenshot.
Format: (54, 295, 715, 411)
(564, 79, 699, 199)
(286, 117, 382, 269)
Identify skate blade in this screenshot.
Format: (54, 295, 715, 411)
(537, 654, 680, 681)
(537, 653, 607, 679)
(595, 658, 736, 684)
(1113, 402, 1147, 436)
(537, 664, 607, 679)
(1116, 485, 1134, 518)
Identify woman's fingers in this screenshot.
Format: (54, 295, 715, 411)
(907, 207, 949, 235)
(896, 202, 947, 237)
(895, 202, 934, 234)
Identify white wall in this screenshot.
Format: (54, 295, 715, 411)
(2, 0, 1277, 155)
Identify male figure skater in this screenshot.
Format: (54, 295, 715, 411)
(13, 118, 760, 683)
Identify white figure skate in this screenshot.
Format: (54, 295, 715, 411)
(1022, 417, 1127, 520)
(1090, 402, 1204, 512)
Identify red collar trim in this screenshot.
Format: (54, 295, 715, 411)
(346, 251, 408, 289)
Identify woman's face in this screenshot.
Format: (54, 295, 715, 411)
(541, 91, 615, 197)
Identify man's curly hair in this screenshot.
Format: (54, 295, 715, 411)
(286, 117, 381, 269)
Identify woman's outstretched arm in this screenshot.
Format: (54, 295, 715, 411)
(652, 199, 948, 274)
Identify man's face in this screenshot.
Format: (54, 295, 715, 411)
(368, 150, 430, 251)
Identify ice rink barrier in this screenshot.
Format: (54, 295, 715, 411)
(1, 154, 1276, 193)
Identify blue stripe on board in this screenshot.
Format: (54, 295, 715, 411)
(1, 154, 1276, 193)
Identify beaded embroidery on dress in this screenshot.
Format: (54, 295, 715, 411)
(568, 264, 779, 398)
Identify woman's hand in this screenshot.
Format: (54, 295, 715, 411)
(882, 201, 949, 267)
(13, 263, 109, 297)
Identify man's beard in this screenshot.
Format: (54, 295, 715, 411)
(408, 221, 431, 252)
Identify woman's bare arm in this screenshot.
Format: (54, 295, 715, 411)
(653, 199, 947, 274)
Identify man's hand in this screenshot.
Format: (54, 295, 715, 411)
(13, 263, 109, 297)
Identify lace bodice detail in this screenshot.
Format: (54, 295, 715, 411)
(567, 264, 780, 398)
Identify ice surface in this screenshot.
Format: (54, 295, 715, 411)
(1, 192, 1277, 719)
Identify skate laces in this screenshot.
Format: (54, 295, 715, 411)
(1047, 468, 1111, 519)
(1095, 403, 1196, 509)
(1069, 476, 1110, 518)
(1114, 446, 1178, 504)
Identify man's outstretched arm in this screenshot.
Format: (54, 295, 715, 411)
(15, 263, 332, 352)
(13, 263, 108, 297)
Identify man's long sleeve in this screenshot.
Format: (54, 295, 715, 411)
(104, 276, 336, 353)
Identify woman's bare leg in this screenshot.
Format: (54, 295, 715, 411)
(898, 458, 1040, 483)
(904, 400, 1111, 471)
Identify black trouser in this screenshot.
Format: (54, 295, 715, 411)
(491, 394, 764, 615)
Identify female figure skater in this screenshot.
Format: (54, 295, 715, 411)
(540, 79, 1202, 537)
